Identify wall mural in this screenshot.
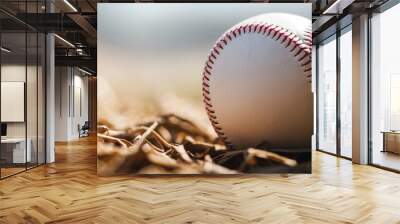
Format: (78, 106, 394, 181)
(97, 3, 312, 175)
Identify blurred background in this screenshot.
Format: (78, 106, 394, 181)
(97, 3, 310, 131)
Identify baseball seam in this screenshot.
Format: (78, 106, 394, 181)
(202, 22, 312, 149)
(303, 25, 313, 81)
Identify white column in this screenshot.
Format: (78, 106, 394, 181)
(45, 0, 56, 163)
(352, 14, 369, 164)
(46, 33, 55, 163)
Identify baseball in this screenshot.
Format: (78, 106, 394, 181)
(202, 13, 313, 150)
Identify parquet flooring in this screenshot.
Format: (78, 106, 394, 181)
(1, 167, 26, 178)
(0, 136, 399, 224)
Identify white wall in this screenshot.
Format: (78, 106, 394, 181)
(1, 65, 39, 138)
(55, 67, 69, 141)
(72, 73, 89, 138)
(55, 67, 89, 141)
(1, 64, 46, 164)
(1, 65, 26, 139)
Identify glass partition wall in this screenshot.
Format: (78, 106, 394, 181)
(316, 0, 400, 172)
(0, 2, 46, 179)
(0, 31, 28, 177)
(370, 3, 400, 171)
(316, 25, 353, 159)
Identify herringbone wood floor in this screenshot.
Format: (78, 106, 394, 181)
(0, 136, 399, 224)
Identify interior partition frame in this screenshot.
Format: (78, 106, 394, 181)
(0, 0, 48, 180)
(315, 21, 353, 161)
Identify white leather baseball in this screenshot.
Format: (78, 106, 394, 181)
(202, 13, 313, 150)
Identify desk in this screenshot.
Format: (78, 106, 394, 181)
(382, 131, 400, 154)
(1, 138, 31, 163)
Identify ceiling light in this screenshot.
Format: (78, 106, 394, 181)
(323, 0, 355, 15)
(63, 0, 78, 12)
(78, 67, 93, 76)
(1, 47, 11, 53)
(76, 48, 85, 55)
(54, 34, 75, 48)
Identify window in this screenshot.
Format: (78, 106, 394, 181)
(371, 3, 400, 171)
(317, 35, 337, 154)
(339, 26, 352, 158)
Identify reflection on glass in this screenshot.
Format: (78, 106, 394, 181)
(38, 33, 46, 165)
(340, 26, 352, 158)
(27, 31, 38, 169)
(1, 32, 27, 177)
(390, 76, 400, 130)
(0, 1, 47, 179)
(371, 4, 400, 171)
(318, 35, 337, 154)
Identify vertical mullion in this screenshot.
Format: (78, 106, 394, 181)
(25, 0, 28, 171)
(59, 68, 61, 117)
(0, 24, 2, 179)
(44, 0, 47, 164)
(44, 36, 47, 164)
(367, 11, 373, 165)
(336, 28, 341, 157)
(73, 68, 75, 118)
(36, 0, 39, 167)
(316, 45, 320, 150)
(69, 69, 71, 118)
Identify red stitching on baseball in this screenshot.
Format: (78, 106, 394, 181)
(202, 21, 311, 149)
(205, 107, 215, 113)
(280, 32, 289, 44)
(294, 48, 303, 57)
(203, 94, 211, 102)
(256, 24, 262, 33)
(272, 29, 280, 39)
(303, 27, 313, 50)
(208, 113, 217, 120)
(302, 59, 311, 67)
(217, 43, 224, 50)
(298, 52, 308, 62)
